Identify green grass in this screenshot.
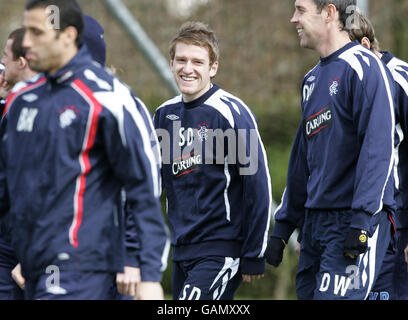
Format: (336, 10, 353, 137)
(265, 144, 292, 202)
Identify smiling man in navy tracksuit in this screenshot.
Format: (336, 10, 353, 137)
(0, 0, 168, 300)
(154, 21, 272, 300)
(265, 0, 396, 300)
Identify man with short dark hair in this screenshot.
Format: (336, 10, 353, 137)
(0, 0, 168, 299)
(1, 16, 147, 300)
(0, 29, 37, 118)
(266, 0, 396, 300)
(1, 28, 37, 95)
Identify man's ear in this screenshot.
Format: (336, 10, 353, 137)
(324, 3, 339, 26)
(209, 60, 218, 78)
(18, 56, 28, 69)
(61, 25, 78, 46)
(360, 37, 371, 50)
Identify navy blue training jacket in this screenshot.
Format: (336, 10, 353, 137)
(0, 46, 169, 280)
(154, 84, 272, 275)
(382, 51, 408, 229)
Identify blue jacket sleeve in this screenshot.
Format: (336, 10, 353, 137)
(229, 97, 272, 275)
(349, 57, 396, 231)
(389, 59, 408, 228)
(99, 86, 169, 282)
(122, 192, 140, 268)
(271, 123, 309, 243)
(122, 98, 164, 269)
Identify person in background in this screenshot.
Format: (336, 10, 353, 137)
(349, 11, 408, 300)
(0, 28, 37, 300)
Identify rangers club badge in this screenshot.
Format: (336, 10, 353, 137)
(197, 122, 210, 141)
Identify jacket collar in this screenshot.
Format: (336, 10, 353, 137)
(183, 84, 220, 109)
(380, 51, 394, 65)
(46, 45, 94, 85)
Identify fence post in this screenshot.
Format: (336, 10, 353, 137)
(101, 0, 180, 95)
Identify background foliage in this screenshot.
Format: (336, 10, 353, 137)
(1, 0, 407, 299)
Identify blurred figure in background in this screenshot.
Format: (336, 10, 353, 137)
(349, 11, 408, 300)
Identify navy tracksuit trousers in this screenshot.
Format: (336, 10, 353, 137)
(297, 209, 392, 300)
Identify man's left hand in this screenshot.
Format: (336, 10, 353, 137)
(242, 274, 264, 283)
(116, 266, 141, 297)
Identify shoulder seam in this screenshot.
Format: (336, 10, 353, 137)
(156, 95, 182, 112)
